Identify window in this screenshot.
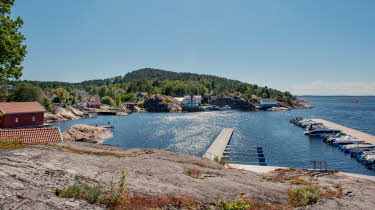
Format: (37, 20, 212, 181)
(32, 116, 36, 122)
(15, 118, 19, 123)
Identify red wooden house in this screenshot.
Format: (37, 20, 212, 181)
(0, 102, 46, 128)
(125, 101, 136, 110)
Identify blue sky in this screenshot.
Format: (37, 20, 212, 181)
(13, 0, 375, 95)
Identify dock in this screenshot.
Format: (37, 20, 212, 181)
(203, 128, 234, 160)
(312, 119, 375, 145)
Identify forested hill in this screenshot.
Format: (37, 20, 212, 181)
(7, 68, 295, 103)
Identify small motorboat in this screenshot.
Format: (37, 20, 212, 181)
(222, 105, 231, 110)
(305, 128, 342, 136)
(340, 144, 375, 153)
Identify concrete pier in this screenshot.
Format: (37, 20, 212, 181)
(203, 128, 234, 160)
(312, 119, 375, 145)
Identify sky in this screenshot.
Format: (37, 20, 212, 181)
(13, 0, 375, 95)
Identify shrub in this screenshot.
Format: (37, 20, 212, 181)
(218, 198, 251, 210)
(287, 185, 322, 207)
(57, 183, 101, 204)
(214, 157, 227, 166)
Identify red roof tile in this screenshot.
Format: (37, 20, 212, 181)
(0, 127, 63, 144)
(0, 102, 46, 115)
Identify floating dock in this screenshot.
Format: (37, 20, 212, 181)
(203, 128, 234, 160)
(312, 119, 375, 145)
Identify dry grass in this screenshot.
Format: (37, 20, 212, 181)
(191, 161, 212, 168)
(322, 185, 344, 199)
(0, 140, 24, 150)
(185, 168, 202, 179)
(218, 198, 292, 210)
(58, 146, 129, 158)
(290, 176, 309, 185)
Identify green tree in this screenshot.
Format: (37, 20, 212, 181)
(121, 93, 137, 102)
(0, 85, 8, 101)
(100, 96, 115, 106)
(11, 83, 42, 102)
(41, 96, 52, 112)
(115, 94, 122, 106)
(99, 86, 108, 97)
(0, 0, 27, 81)
(55, 88, 69, 104)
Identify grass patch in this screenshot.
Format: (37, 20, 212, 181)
(59, 146, 129, 158)
(217, 198, 292, 210)
(56, 183, 102, 204)
(287, 185, 322, 207)
(214, 157, 227, 166)
(185, 168, 202, 179)
(0, 140, 24, 150)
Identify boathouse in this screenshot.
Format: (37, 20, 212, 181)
(0, 102, 46, 128)
(125, 101, 136, 110)
(87, 95, 101, 109)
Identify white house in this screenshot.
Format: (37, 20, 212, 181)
(260, 99, 279, 108)
(183, 94, 202, 109)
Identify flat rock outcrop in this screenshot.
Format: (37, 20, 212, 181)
(62, 124, 113, 143)
(45, 106, 88, 123)
(143, 94, 182, 112)
(1, 142, 375, 209)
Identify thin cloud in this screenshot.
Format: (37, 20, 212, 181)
(291, 80, 375, 96)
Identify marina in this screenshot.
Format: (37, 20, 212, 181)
(292, 117, 375, 171)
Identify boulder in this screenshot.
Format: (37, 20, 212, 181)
(52, 106, 79, 120)
(62, 124, 113, 143)
(65, 106, 84, 117)
(143, 94, 182, 112)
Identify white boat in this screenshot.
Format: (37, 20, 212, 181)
(222, 105, 231, 110)
(305, 128, 342, 136)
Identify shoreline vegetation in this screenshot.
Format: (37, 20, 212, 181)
(4, 68, 303, 110)
(1, 141, 375, 209)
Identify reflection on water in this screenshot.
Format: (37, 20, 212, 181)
(55, 96, 375, 176)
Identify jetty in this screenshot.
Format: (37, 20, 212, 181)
(203, 128, 234, 160)
(312, 119, 375, 145)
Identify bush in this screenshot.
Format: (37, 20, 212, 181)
(214, 157, 227, 166)
(101, 96, 115, 106)
(218, 198, 251, 210)
(287, 185, 322, 207)
(57, 183, 101, 204)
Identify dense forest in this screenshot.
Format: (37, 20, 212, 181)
(4, 68, 295, 107)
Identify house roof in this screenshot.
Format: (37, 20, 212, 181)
(0, 102, 46, 115)
(88, 101, 101, 106)
(184, 95, 202, 99)
(0, 127, 63, 144)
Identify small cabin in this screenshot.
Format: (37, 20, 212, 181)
(0, 102, 46, 128)
(260, 99, 279, 108)
(125, 101, 136, 110)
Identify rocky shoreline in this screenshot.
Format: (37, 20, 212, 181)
(62, 124, 113, 144)
(1, 142, 375, 209)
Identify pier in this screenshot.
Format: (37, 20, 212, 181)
(312, 119, 375, 145)
(203, 128, 234, 160)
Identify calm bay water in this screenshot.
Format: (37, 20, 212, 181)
(55, 96, 375, 176)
